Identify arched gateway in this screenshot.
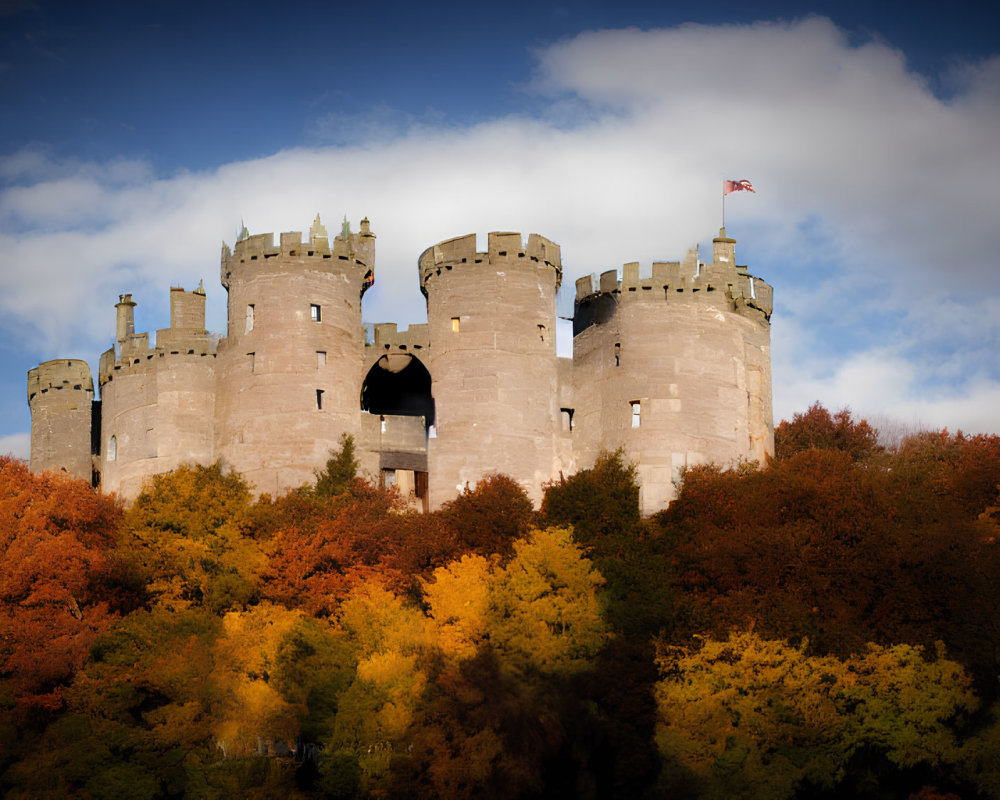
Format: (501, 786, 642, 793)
(360, 353, 434, 509)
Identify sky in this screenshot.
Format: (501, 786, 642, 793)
(2, 0, 999, 459)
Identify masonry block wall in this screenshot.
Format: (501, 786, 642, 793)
(28, 216, 773, 514)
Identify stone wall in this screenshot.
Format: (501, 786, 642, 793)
(214, 220, 375, 496)
(27, 359, 95, 481)
(572, 229, 773, 512)
(418, 232, 562, 506)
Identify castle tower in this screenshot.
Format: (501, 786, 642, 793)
(572, 227, 773, 512)
(419, 231, 562, 507)
(98, 286, 217, 498)
(27, 359, 97, 482)
(214, 215, 375, 495)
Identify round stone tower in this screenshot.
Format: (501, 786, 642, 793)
(419, 231, 562, 507)
(572, 227, 773, 512)
(27, 359, 96, 483)
(214, 215, 375, 495)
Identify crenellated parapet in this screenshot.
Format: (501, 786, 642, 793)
(221, 216, 376, 291)
(27, 359, 94, 405)
(418, 231, 562, 295)
(574, 229, 772, 330)
(371, 322, 430, 354)
(98, 285, 219, 387)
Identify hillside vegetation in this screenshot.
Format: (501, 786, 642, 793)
(2, 404, 999, 799)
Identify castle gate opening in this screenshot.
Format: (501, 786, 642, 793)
(360, 354, 434, 509)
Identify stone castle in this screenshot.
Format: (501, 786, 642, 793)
(27, 215, 774, 513)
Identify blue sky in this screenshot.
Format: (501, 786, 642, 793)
(2, 0, 999, 458)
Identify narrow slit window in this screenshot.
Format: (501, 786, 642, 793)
(451, 317, 460, 333)
(631, 400, 641, 428)
(316, 389, 324, 410)
(615, 342, 621, 367)
(248, 352, 255, 372)
(311, 304, 322, 322)
(107, 435, 117, 461)
(560, 408, 574, 432)
(317, 350, 326, 367)
(538, 323, 546, 342)
(245, 303, 255, 333)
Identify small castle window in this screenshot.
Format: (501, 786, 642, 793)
(248, 352, 255, 372)
(108, 435, 117, 461)
(316, 389, 324, 410)
(317, 350, 326, 367)
(245, 304, 255, 333)
(311, 304, 322, 322)
(560, 408, 574, 432)
(538, 323, 546, 342)
(451, 317, 460, 333)
(631, 401, 641, 428)
(615, 343, 621, 367)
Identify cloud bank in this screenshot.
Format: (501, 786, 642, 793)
(2, 17, 998, 436)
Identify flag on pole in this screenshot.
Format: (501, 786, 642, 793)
(723, 179, 755, 195)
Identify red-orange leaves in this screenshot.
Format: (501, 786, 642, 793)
(0, 457, 121, 719)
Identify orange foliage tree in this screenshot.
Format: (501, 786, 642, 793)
(0, 457, 121, 718)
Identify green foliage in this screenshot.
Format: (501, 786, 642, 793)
(313, 433, 359, 497)
(542, 450, 674, 638)
(317, 750, 362, 799)
(540, 449, 641, 543)
(489, 527, 609, 676)
(124, 462, 261, 613)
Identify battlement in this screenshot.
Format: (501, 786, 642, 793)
(372, 322, 430, 353)
(27, 359, 94, 404)
(418, 231, 562, 291)
(221, 215, 375, 289)
(574, 230, 772, 321)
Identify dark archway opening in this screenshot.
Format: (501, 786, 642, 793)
(361, 354, 435, 426)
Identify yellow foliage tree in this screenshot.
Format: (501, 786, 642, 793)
(422, 527, 608, 676)
(422, 553, 493, 659)
(489, 527, 608, 676)
(654, 632, 978, 800)
(124, 463, 264, 613)
(210, 602, 303, 757)
(330, 581, 431, 785)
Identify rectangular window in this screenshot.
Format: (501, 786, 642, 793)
(451, 317, 460, 332)
(317, 350, 326, 367)
(316, 389, 324, 410)
(245, 303, 255, 333)
(311, 304, 322, 322)
(631, 400, 641, 428)
(248, 352, 255, 372)
(615, 342, 621, 367)
(560, 408, 574, 432)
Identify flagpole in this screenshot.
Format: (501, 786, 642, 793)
(722, 182, 726, 229)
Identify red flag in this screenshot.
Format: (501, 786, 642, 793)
(724, 179, 755, 195)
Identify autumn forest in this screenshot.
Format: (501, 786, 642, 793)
(2, 405, 999, 799)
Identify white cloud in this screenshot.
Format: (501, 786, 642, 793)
(0, 432, 29, 459)
(1, 17, 998, 437)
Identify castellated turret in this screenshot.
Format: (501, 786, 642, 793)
(214, 216, 376, 496)
(572, 227, 773, 511)
(417, 232, 562, 507)
(97, 286, 216, 498)
(27, 359, 97, 482)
